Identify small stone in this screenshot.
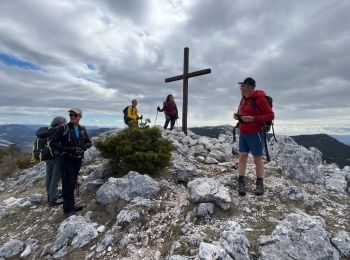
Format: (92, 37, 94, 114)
(29, 193, 44, 203)
(42, 224, 51, 230)
(20, 244, 32, 258)
(97, 225, 105, 233)
(197, 203, 215, 218)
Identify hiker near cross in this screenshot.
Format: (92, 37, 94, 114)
(165, 47, 211, 135)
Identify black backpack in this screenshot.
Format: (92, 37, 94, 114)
(251, 96, 275, 135)
(123, 106, 130, 124)
(31, 124, 68, 162)
(31, 127, 54, 162)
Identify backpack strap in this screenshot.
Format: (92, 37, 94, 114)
(233, 98, 245, 142)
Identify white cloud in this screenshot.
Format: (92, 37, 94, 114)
(0, 0, 349, 135)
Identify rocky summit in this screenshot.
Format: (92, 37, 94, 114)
(0, 127, 349, 259)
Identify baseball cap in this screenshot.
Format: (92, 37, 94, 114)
(238, 77, 256, 87)
(68, 107, 82, 116)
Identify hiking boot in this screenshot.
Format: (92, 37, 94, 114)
(64, 211, 75, 218)
(48, 201, 63, 207)
(238, 176, 246, 196)
(255, 178, 264, 196)
(64, 205, 84, 218)
(74, 205, 84, 212)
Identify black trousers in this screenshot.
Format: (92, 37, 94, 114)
(164, 116, 176, 130)
(60, 156, 82, 213)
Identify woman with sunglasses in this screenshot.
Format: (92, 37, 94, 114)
(51, 107, 92, 217)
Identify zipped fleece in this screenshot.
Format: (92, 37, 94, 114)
(238, 90, 275, 134)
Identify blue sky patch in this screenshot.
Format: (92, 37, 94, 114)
(0, 53, 45, 72)
(87, 63, 96, 70)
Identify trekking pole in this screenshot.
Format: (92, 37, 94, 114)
(155, 110, 158, 125)
(232, 125, 236, 143)
(264, 132, 271, 162)
(176, 119, 178, 129)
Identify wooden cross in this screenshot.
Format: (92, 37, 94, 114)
(165, 47, 211, 135)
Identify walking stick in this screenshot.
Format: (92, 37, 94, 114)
(155, 110, 158, 125)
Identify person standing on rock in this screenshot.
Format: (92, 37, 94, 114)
(36, 116, 67, 207)
(51, 108, 91, 217)
(126, 99, 143, 127)
(234, 77, 274, 196)
(157, 94, 179, 130)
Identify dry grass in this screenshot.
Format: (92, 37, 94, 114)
(0, 151, 37, 181)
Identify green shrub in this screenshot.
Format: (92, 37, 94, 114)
(95, 127, 172, 176)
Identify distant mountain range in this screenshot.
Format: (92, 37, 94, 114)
(291, 134, 350, 168)
(0, 124, 115, 152)
(1, 124, 349, 168)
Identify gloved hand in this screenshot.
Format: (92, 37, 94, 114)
(157, 106, 160, 111)
(139, 115, 143, 120)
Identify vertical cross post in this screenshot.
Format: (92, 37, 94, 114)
(165, 47, 211, 135)
(183, 47, 189, 135)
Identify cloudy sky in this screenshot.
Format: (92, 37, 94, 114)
(0, 0, 349, 135)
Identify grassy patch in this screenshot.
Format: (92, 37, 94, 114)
(245, 220, 277, 257)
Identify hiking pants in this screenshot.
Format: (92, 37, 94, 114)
(60, 157, 82, 213)
(46, 157, 63, 204)
(164, 116, 176, 130)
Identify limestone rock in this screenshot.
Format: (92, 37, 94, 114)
(175, 167, 199, 184)
(187, 178, 231, 210)
(51, 215, 98, 255)
(82, 146, 100, 166)
(5, 163, 46, 192)
(29, 193, 44, 203)
(85, 160, 116, 183)
(204, 157, 218, 165)
(331, 231, 350, 258)
(269, 136, 324, 184)
(114, 209, 141, 226)
(323, 164, 348, 195)
(0, 239, 24, 258)
(259, 210, 339, 259)
(219, 221, 250, 260)
(198, 242, 230, 260)
(96, 234, 114, 253)
(96, 171, 160, 204)
(207, 150, 230, 163)
(197, 203, 215, 218)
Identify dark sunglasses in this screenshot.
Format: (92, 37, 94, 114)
(69, 113, 79, 118)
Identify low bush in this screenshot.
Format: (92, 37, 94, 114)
(0, 145, 37, 180)
(95, 127, 172, 176)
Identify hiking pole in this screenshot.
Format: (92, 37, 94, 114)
(264, 132, 271, 162)
(155, 110, 158, 125)
(176, 119, 178, 129)
(232, 125, 236, 143)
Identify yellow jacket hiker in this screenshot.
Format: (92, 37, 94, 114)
(126, 99, 143, 127)
(127, 105, 138, 122)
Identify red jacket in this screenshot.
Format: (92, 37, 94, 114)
(237, 90, 275, 134)
(160, 101, 178, 117)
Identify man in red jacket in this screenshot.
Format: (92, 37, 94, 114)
(234, 77, 274, 196)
